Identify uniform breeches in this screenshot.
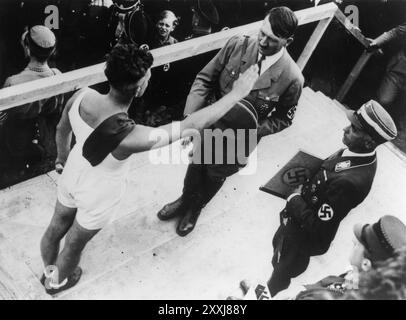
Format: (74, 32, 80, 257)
(268, 222, 311, 297)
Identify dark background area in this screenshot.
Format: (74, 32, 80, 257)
(0, 0, 405, 188)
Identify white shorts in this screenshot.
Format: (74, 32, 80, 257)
(57, 181, 123, 230)
(57, 153, 128, 230)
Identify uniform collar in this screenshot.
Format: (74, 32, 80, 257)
(26, 62, 51, 73)
(257, 47, 284, 76)
(323, 148, 377, 172)
(342, 148, 376, 158)
(241, 38, 286, 80)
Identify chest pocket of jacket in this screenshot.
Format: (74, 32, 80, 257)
(220, 65, 238, 91)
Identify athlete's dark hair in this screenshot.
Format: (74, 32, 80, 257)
(105, 43, 153, 92)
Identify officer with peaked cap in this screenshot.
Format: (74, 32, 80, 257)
(268, 100, 398, 297)
(238, 214, 406, 300)
(353, 215, 406, 264)
(291, 215, 406, 300)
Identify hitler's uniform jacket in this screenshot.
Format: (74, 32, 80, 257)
(184, 35, 304, 139)
(281, 149, 377, 256)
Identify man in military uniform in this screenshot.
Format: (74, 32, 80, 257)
(292, 215, 406, 300)
(157, 6, 304, 237)
(368, 22, 406, 111)
(268, 100, 398, 296)
(1, 26, 63, 169)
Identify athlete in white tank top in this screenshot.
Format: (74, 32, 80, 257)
(40, 44, 258, 295)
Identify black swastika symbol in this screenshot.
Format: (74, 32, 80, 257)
(283, 167, 310, 186)
(318, 204, 334, 221)
(287, 106, 297, 120)
(255, 284, 270, 300)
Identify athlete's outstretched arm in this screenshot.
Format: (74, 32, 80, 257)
(119, 65, 259, 154)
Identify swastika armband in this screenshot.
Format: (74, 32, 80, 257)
(318, 203, 334, 221)
(287, 106, 297, 120)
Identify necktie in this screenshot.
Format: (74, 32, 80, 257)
(257, 54, 266, 76)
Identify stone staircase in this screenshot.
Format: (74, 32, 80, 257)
(1, 87, 405, 300)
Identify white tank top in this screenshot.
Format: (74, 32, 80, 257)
(66, 88, 132, 175)
(68, 88, 93, 144)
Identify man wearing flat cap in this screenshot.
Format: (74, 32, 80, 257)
(1, 25, 63, 167)
(158, 6, 304, 237)
(267, 100, 398, 297)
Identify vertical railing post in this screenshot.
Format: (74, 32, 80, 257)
(336, 50, 374, 102)
(296, 15, 334, 71)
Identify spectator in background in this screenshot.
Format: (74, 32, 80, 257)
(138, 10, 179, 124)
(368, 22, 406, 112)
(236, 215, 406, 300)
(149, 10, 179, 49)
(343, 247, 406, 300)
(294, 215, 406, 300)
(189, 0, 219, 38)
(0, 26, 63, 168)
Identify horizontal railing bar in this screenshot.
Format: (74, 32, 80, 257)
(0, 3, 338, 111)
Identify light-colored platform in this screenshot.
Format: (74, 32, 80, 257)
(1, 87, 405, 300)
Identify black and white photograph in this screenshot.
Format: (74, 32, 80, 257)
(0, 0, 406, 306)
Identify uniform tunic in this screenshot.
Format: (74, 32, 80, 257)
(269, 148, 377, 296)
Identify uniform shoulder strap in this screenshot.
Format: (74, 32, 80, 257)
(239, 35, 250, 70)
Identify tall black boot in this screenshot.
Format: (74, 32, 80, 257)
(176, 191, 205, 237)
(201, 174, 226, 206)
(157, 164, 204, 221)
(176, 170, 226, 237)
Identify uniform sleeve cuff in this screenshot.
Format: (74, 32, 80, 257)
(287, 193, 301, 202)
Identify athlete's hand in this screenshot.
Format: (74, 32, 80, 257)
(181, 136, 193, 148)
(231, 65, 259, 99)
